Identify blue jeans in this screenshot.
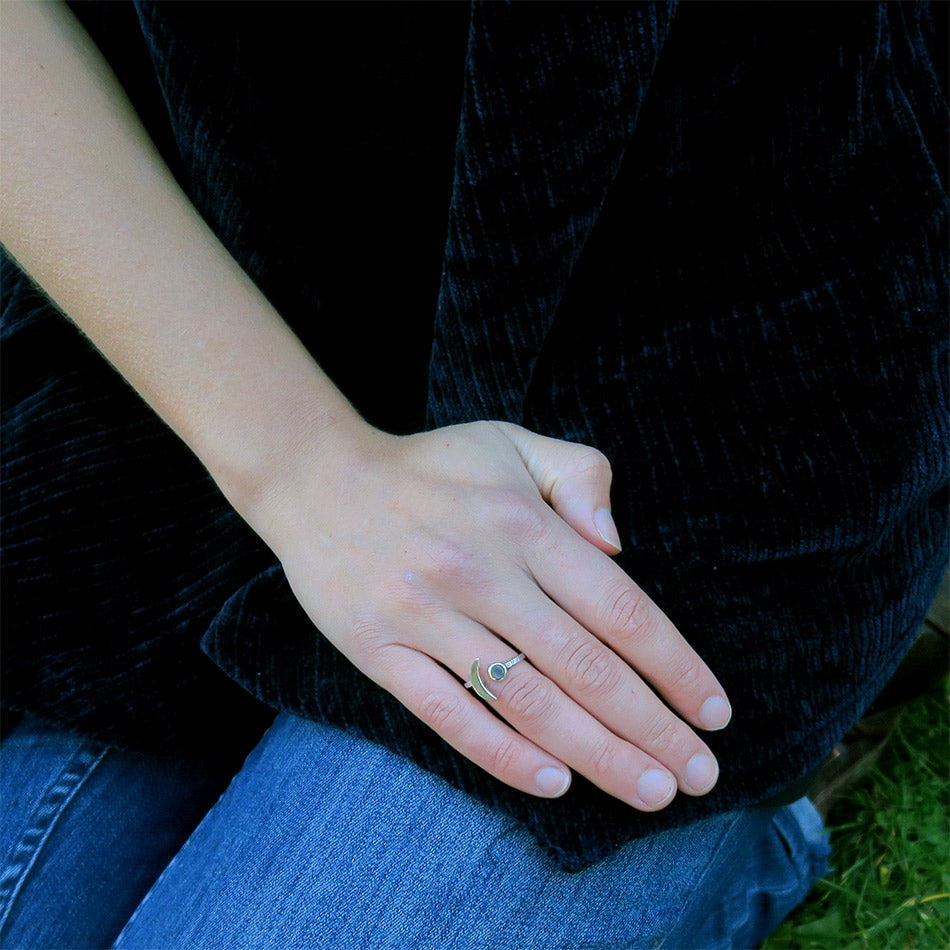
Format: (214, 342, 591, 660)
(0, 714, 828, 950)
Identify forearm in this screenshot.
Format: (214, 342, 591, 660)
(0, 0, 364, 523)
(1, 1, 732, 810)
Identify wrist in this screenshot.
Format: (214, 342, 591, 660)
(205, 375, 376, 548)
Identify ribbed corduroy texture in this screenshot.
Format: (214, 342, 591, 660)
(3, 2, 947, 870)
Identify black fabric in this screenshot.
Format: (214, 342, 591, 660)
(3, 1, 947, 871)
(2, 1, 468, 752)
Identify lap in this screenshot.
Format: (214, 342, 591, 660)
(0, 717, 241, 950)
(0, 713, 828, 950)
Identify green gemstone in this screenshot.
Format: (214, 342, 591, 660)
(488, 662, 507, 681)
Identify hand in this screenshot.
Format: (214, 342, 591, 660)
(258, 419, 731, 811)
(0, 1, 719, 809)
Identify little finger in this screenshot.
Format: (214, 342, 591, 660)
(436, 635, 679, 811)
(465, 576, 720, 796)
(374, 643, 573, 800)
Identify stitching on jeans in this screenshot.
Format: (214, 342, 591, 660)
(654, 811, 744, 949)
(113, 715, 299, 947)
(110, 807, 194, 946)
(0, 742, 110, 935)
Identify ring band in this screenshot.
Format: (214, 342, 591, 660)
(464, 653, 526, 701)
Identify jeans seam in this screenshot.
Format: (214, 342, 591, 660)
(0, 742, 109, 936)
(655, 811, 745, 950)
(110, 776, 219, 948)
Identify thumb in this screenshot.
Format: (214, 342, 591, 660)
(496, 422, 623, 555)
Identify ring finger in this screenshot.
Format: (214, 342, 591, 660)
(463, 572, 721, 797)
(430, 616, 684, 811)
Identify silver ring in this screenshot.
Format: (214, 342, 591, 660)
(464, 653, 526, 701)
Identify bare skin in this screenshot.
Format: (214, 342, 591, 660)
(1, 0, 731, 809)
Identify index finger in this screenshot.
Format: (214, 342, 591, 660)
(525, 518, 732, 733)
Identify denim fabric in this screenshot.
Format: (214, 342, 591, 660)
(1, 1, 947, 874)
(0, 718, 245, 949)
(0, 714, 829, 950)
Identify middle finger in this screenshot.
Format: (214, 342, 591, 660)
(460, 574, 721, 798)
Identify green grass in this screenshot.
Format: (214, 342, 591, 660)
(762, 678, 949, 949)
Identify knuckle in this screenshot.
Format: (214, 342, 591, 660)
(562, 641, 622, 697)
(348, 616, 390, 656)
(570, 446, 612, 480)
(410, 533, 486, 587)
(485, 737, 522, 776)
(588, 736, 619, 780)
(383, 573, 438, 615)
(666, 656, 704, 695)
(504, 677, 557, 726)
(642, 714, 682, 757)
(602, 584, 655, 647)
(417, 691, 467, 735)
(485, 487, 548, 542)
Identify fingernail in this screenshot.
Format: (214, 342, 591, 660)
(637, 769, 675, 806)
(594, 507, 622, 551)
(698, 696, 732, 731)
(685, 753, 719, 793)
(535, 767, 571, 797)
